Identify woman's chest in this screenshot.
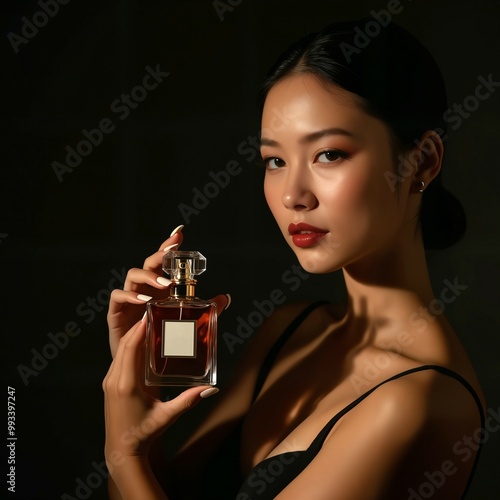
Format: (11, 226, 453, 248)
(238, 341, 356, 472)
(238, 336, 421, 473)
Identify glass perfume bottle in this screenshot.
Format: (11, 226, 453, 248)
(145, 250, 217, 386)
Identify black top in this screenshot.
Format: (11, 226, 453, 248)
(235, 302, 485, 499)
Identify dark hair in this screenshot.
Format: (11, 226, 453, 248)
(260, 19, 465, 250)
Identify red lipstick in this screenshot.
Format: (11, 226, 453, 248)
(288, 223, 328, 248)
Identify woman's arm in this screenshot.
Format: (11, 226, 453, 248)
(108, 457, 168, 500)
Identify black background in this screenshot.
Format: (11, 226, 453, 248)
(2, 0, 500, 498)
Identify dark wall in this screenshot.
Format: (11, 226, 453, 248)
(3, 0, 499, 498)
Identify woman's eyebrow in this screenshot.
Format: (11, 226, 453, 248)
(260, 127, 356, 147)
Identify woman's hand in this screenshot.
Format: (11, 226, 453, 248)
(107, 226, 184, 358)
(102, 316, 220, 498)
(103, 227, 230, 495)
(103, 317, 219, 463)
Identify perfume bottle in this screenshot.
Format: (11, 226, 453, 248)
(145, 250, 217, 386)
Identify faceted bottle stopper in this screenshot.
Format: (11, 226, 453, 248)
(162, 250, 207, 282)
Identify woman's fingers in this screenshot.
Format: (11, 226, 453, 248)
(158, 225, 184, 251)
(169, 386, 220, 414)
(108, 289, 157, 313)
(107, 289, 165, 357)
(104, 316, 219, 418)
(122, 268, 173, 294)
(105, 318, 146, 386)
(108, 272, 171, 311)
(116, 319, 147, 393)
(152, 386, 220, 429)
(114, 230, 184, 292)
(141, 228, 185, 272)
(106, 237, 178, 357)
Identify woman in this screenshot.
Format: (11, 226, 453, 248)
(103, 19, 485, 499)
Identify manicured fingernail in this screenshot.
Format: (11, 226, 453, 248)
(224, 294, 232, 310)
(170, 225, 184, 237)
(157, 277, 171, 287)
(163, 243, 179, 252)
(137, 294, 153, 302)
(200, 387, 219, 398)
(141, 311, 147, 322)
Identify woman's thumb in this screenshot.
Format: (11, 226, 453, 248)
(154, 386, 219, 426)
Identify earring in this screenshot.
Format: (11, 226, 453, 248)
(417, 181, 425, 193)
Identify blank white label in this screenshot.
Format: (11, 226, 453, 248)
(162, 320, 197, 358)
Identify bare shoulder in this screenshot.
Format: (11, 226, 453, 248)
(348, 366, 483, 437)
(276, 366, 484, 499)
(353, 367, 483, 493)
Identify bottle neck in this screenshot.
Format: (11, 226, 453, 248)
(170, 280, 196, 298)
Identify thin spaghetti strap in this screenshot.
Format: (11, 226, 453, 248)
(428, 366, 485, 499)
(252, 301, 329, 402)
(307, 364, 485, 499)
(313, 365, 484, 442)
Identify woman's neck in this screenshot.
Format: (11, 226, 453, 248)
(340, 233, 435, 329)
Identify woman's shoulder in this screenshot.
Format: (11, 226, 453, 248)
(381, 312, 486, 411)
(307, 366, 484, 498)
(357, 364, 484, 427)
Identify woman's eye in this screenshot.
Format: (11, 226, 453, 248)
(317, 150, 348, 164)
(264, 157, 286, 169)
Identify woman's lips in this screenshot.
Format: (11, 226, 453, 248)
(288, 223, 328, 248)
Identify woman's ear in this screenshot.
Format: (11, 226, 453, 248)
(411, 130, 444, 193)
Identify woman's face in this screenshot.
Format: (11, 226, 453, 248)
(261, 73, 416, 274)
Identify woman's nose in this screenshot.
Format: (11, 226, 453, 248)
(281, 169, 318, 211)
